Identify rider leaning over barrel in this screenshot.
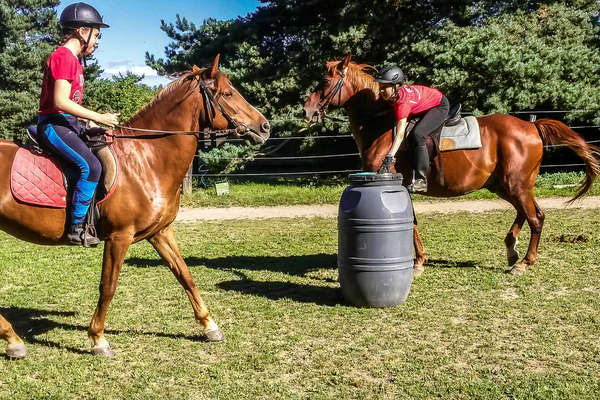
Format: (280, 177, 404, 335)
(375, 65, 449, 193)
(37, 2, 119, 246)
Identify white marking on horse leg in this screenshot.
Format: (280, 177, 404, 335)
(507, 238, 519, 266)
(202, 318, 219, 334)
(91, 337, 114, 357)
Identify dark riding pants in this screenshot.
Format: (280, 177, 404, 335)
(37, 114, 101, 225)
(411, 96, 449, 180)
(412, 95, 450, 147)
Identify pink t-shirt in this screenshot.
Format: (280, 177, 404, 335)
(38, 46, 84, 114)
(392, 85, 443, 120)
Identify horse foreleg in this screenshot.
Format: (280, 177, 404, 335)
(0, 312, 26, 358)
(413, 225, 426, 276)
(505, 213, 526, 266)
(510, 195, 545, 275)
(88, 233, 132, 357)
(148, 225, 223, 342)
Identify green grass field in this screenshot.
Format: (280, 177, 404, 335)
(181, 171, 600, 207)
(1, 208, 599, 399)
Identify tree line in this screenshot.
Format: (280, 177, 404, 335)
(2, 0, 599, 146)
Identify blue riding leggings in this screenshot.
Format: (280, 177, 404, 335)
(37, 114, 101, 225)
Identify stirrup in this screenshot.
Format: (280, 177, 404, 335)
(67, 223, 100, 247)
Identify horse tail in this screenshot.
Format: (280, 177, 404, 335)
(535, 118, 600, 203)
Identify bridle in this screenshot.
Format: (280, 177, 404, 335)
(316, 67, 348, 120)
(109, 74, 252, 140)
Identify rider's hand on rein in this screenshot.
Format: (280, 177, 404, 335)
(378, 155, 395, 174)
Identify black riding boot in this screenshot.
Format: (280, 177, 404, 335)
(410, 145, 429, 193)
(67, 223, 100, 247)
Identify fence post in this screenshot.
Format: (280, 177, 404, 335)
(182, 161, 193, 195)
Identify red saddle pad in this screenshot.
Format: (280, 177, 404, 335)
(10, 147, 67, 208)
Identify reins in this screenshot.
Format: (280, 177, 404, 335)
(107, 125, 242, 140)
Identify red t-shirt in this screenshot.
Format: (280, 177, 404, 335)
(38, 46, 84, 114)
(392, 85, 443, 120)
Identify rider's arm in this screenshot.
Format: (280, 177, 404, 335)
(54, 79, 118, 127)
(388, 117, 407, 157)
(378, 117, 407, 173)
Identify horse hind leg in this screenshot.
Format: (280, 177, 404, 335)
(509, 195, 545, 275)
(0, 312, 27, 359)
(148, 225, 223, 342)
(505, 212, 526, 266)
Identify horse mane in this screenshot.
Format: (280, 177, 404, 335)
(124, 69, 204, 126)
(325, 61, 379, 95)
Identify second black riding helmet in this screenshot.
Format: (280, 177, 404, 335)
(374, 65, 405, 85)
(59, 2, 109, 28)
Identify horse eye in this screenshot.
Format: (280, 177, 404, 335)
(224, 91, 233, 98)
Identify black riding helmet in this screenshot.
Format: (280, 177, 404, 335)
(375, 65, 405, 85)
(60, 2, 109, 29)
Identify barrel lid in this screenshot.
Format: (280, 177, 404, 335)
(348, 172, 403, 183)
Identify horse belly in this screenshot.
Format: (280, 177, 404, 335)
(432, 149, 495, 195)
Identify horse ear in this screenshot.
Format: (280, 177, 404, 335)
(192, 65, 200, 72)
(209, 54, 220, 78)
(341, 53, 352, 69)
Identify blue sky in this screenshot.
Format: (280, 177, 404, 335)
(56, 0, 262, 86)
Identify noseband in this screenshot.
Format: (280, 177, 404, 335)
(317, 67, 347, 119)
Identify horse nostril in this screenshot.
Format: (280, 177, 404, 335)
(261, 122, 270, 133)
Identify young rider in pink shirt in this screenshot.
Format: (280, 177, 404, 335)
(375, 65, 449, 192)
(38, 2, 119, 245)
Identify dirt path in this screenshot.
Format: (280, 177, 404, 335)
(176, 196, 600, 221)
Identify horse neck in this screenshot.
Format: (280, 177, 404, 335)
(344, 79, 388, 155)
(115, 88, 201, 184)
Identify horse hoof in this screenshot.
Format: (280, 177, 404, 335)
(413, 266, 425, 277)
(507, 254, 519, 266)
(92, 345, 114, 358)
(508, 265, 526, 275)
(7, 343, 27, 359)
(203, 329, 224, 342)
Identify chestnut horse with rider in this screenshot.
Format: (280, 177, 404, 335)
(304, 54, 599, 276)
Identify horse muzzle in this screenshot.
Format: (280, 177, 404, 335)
(235, 121, 270, 145)
(303, 107, 323, 125)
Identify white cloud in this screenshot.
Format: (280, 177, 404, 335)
(104, 65, 159, 77)
(140, 75, 172, 88)
(100, 64, 172, 87)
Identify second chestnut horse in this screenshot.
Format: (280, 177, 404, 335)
(304, 54, 599, 276)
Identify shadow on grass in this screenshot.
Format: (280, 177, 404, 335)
(217, 278, 343, 307)
(0, 307, 90, 356)
(0, 306, 212, 357)
(126, 254, 343, 306)
(126, 253, 338, 277)
(425, 259, 482, 269)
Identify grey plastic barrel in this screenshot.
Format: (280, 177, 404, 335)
(338, 172, 414, 307)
